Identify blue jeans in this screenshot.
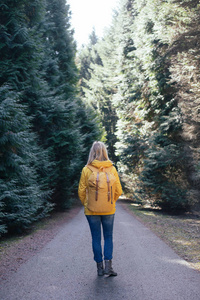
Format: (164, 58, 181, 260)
(86, 214, 115, 263)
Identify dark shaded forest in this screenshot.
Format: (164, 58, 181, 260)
(0, 0, 200, 235)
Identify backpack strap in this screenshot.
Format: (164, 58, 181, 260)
(105, 172, 110, 202)
(96, 172, 99, 201)
(105, 167, 114, 202)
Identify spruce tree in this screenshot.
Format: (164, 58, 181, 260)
(0, 86, 52, 234)
(78, 29, 102, 97)
(0, 0, 53, 233)
(38, 0, 86, 208)
(0, 0, 104, 234)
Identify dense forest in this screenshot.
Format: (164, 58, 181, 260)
(0, 0, 103, 235)
(79, 0, 200, 211)
(0, 0, 200, 236)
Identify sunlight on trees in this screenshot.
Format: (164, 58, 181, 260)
(79, 0, 200, 212)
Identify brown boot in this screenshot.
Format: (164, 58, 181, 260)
(104, 260, 117, 276)
(97, 261, 104, 276)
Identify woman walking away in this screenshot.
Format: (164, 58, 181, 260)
(78, 141, 122, 276)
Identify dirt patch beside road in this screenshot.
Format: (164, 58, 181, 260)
(0, 203, 82, 281)
(119, 199, 200, 272)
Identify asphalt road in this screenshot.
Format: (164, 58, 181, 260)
(0, 203, 200, 300)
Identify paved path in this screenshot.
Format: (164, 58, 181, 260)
(0, 203, 200, 300)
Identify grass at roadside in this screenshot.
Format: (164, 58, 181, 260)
(120, 200, 200, 272)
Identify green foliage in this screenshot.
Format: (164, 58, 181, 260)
(113, 0, 192, 212)
(139, 136, 189, 211)
(76, 99, 104, 163)
(78, 28, 119, 161)
(0, 0, 54, 234)
(115, 0, 200, 212)
(0, 86, 53, 234)
(0, 0, 103, 234)
(1, 0, 198, 238)
(79, 0, 200, 212)
(39, 0, 100, 209)
(77, 29, 102, 97)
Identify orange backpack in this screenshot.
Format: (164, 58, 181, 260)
(86, 165, 116, 213)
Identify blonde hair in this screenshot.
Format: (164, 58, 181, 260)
(87, 141, 109, 165)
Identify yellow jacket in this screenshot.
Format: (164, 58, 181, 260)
(78, 160, 122, 215)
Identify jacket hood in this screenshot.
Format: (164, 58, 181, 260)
(90, 160, 113, 169)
